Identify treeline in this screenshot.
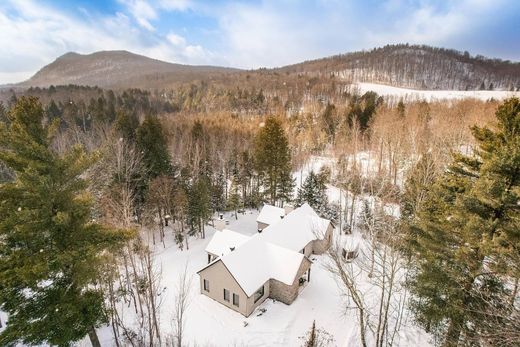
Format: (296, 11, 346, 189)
(280, 44, 520, 90)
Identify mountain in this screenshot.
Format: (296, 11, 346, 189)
(13, 45, 520, 91)
(17, 50, 238, 89)
(278, 44, 520, 90)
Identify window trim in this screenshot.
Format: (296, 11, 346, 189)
(223, 288, 230, 302)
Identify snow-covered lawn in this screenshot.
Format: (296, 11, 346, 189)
(88, 207, 429, 347)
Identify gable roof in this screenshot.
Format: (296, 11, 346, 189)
(257, 203, 331, 252)
(256, 204, 285, 226)
(199, 203, 330, 297)
(205, 229, 250, 257)
(221, 237, 308, 296)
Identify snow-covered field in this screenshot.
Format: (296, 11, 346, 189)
(354, 82, 520, 102)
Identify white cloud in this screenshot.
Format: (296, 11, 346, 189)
(117, 0, 157, 31)
(0, 0, 212, 84)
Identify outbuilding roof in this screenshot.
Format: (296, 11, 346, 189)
(205, 229, 250, 257)
(256, 204, 285, 226)
(258, 203, 331, 253)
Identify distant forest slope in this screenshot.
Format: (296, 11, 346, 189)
(278, 44, 520, 90)
(16, 50, 238, 89)
(7, 44, 520, 91)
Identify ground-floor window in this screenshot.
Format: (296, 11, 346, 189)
(233, 293, 239, 306)
(224, 288, 230, 302)
(254, 285, 264, 303)
(203, 279, 210, 292)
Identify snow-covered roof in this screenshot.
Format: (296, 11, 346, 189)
(199, 203, 330, 297)
(219, 237, 307, 296)
(338, 234, 362, 251)
(258, 203, 331, 253)
(205, 229, 250, 257)
(256, 204, 285, 226)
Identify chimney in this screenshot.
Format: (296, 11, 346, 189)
(284, 204, 294, 215)
(229, 246, 235, 252)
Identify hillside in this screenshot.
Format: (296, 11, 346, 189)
(17, 50, 238, 89)
(278, 44, 520, 90)
(11, 45, 520, 92)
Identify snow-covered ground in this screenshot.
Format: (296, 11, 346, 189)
(86, 207, 428, 347)
(354, 82, 520, 102)
(2, 155, 427, 347)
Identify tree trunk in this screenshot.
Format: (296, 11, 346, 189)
(88, 327, 101, 347)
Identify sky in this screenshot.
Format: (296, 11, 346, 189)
(0, 0, 519, 83)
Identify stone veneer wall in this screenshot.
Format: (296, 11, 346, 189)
(269, 258, 311, 304)
(311, 224, 333, 254)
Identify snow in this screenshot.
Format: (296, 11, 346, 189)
(354, 82, 520, 102)
(259, 203, 331, 253)
(213, 236, 306, 297)
(256, 204, 285, 226)
(204, 228, 250, 257)
(202, 203, 329, 297)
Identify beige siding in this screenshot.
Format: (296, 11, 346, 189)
(198, 261, 248, 316)
(245, 281, 270, 316)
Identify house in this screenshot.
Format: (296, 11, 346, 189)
(198, 237, 311, 317)
(255, 204, 285, 231)
(205, 229, 249, 263)
(198, 203, 332, 317)
(257, 203, 333, 257)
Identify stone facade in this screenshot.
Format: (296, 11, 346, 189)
(269, 258, 311, 304)
(311, 223, 333, 255)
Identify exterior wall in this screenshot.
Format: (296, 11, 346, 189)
(311, 223, 333, 255)
(198, 261, 248, 316)
(269, 258, 311, 304)
(245, 280, 270, 316)
(257, 221, 269, 231)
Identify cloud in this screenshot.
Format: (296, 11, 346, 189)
(0, 0, 518, 84)
(0, 0, 211, 84)
(118, 0, 158, 31)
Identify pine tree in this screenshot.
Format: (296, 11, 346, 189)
(254, 116, 293, 205)
(405, 98, 520, 346)
(0, 97, 130, 346)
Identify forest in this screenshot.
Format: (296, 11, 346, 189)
(0, 81, 518, 347)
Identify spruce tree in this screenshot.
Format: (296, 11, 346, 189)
(405, 98, 520, 346)
(136, 115, 171, 179)
(296, 170, 330, 218)
(254, 116, 293, 205)
(0, 97, 130, 346)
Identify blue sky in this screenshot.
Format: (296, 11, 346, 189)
(0, 0, 519, 83)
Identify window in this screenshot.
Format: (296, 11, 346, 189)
(224, 289, 230, 302)
(203, 279, 210, 292)
(254, 285, 264, 303)
(233, 293, 239, 306)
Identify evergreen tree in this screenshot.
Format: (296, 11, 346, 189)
(115, 110, 139, 142)
(254, 116, 293, 205)
(397, 99, 405, 118)
(405, 98, 520, 346)
(0, 97, 130, 346)
(136, 115, 171, 178)
(296, 170, 332, 218)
